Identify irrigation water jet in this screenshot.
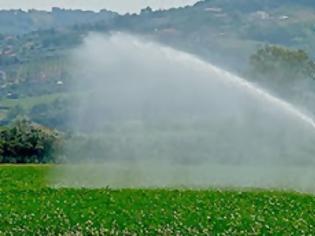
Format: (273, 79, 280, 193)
(207, 66, 315, 130)
(51, 33, 315, 191)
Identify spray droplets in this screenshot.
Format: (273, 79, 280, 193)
(53, 33, 315, 191)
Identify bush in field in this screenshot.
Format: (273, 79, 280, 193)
(0, 119, 62, 163)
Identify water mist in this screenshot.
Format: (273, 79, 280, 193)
(51, 33, 315, 192)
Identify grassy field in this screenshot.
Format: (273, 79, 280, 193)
(1, 165, 315, 235)
(0, 93, 67, 110)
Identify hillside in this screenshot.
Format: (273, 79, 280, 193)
(1, 0, 315, 128)
(0, 8, 117, 35)
(2, 0, 315, 70)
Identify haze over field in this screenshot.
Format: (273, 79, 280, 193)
(51, 33, 315, 191)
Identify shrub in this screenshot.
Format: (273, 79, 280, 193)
(0, 118, 62, 163)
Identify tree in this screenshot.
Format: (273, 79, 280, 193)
(249, 45, 315, 83)
(0, 119, 62, 163)
(247, 45, 315, 102)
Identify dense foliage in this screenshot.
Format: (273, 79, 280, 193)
(247, 45, 315, 109)
(249, 45, 315, 82)
(0, 8, 117, 35)
(1, 166, 315, 234)
(0, 119, 61, 163)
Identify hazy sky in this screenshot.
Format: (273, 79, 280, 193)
(0, 0, 199, 13)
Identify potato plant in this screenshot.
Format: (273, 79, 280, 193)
(1, 166, 315, 235)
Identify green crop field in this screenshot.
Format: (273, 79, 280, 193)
(1, 165, 315, 235)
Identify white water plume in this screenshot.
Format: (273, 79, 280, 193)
(209, 67, 315, 130)
(52, 33, 315, 191)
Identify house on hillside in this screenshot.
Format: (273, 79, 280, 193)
(6, 89, 19, 99)
(56, 80, 64, 86)
(279, 15, 289, 20)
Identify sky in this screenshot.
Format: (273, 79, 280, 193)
(0, 0, 199, 14)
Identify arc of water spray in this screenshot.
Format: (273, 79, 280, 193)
(138, 37, 315, 130)
(189, 54, 315, 130)
(89, 33, 315, 130)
